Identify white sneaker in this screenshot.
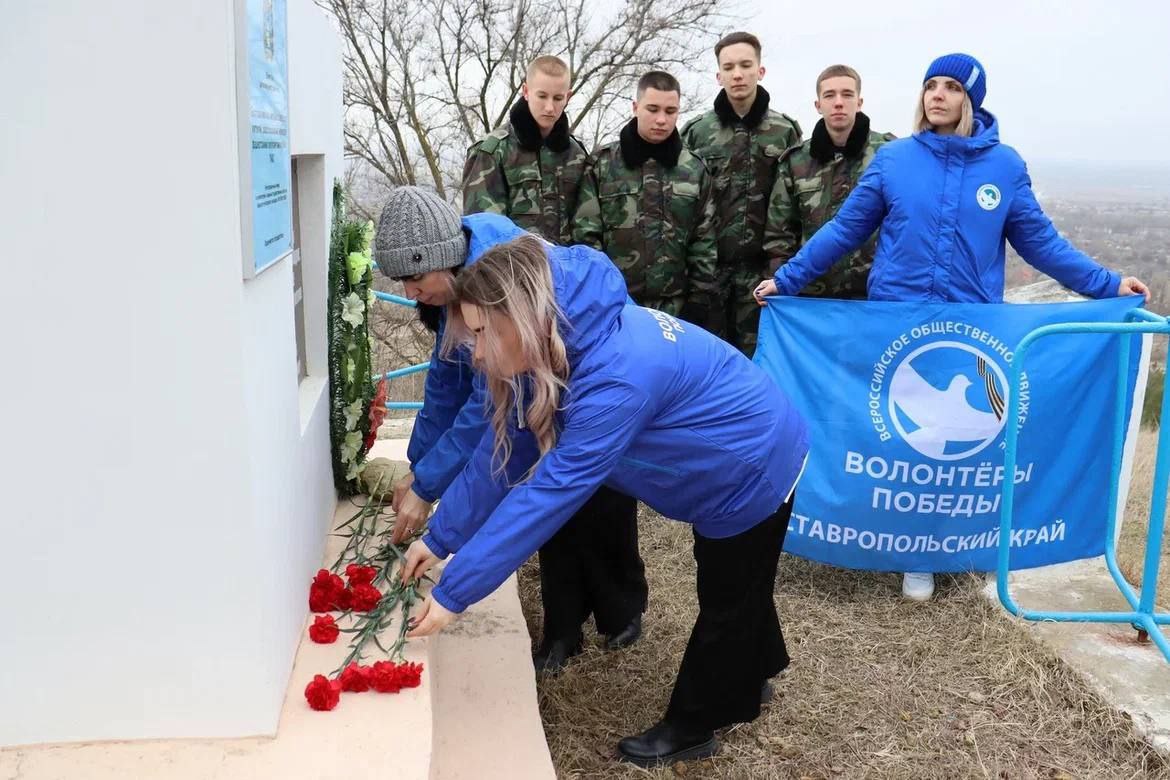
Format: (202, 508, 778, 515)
(902, 572, 935, 601)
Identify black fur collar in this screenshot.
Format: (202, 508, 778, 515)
(809, 111, 871, 163)
(714, 84, 771, 129)
(619, 118, 683, 169)
(510, 98, 571, 153)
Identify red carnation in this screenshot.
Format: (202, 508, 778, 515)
(304, 674, 341, 711)
(308, 569, 348, 612)
(396, 661, 424, 689)
(369, 661, 403, 693)
(346, 564, 378, 587)
(308, 615, 340, 644)
(339, 663, 371, 693)
(311, 569, 342, 590)
(366, 379, 389, 450)
(350, 583, 383, 612)
(308, 585, 333, 613)
(334, 586, 353, 611)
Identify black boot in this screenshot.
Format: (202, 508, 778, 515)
(617, 720, 717, 767)
(604, 614, 642, 651)
(532, 634, 583, 674)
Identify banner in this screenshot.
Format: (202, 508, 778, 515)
(754, 297, 1144, 572)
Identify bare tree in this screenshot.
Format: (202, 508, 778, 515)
(322, 0, 739, 398)
(321, 0, 738, 201)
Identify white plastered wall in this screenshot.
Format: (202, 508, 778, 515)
(0, 0, 343, 746)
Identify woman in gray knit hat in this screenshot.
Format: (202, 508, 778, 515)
(375, 187, 647, 672)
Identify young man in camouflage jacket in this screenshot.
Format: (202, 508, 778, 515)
(460, 56, 648, 674)
(573, 71, 720, 328)
(461, 55, 590, 246)
(765, 65, 895, 299)
(681, 31, 802, 356)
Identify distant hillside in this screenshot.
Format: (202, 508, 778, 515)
(1028, 161, 1170, 205)
(1005, 162, 1170, 318)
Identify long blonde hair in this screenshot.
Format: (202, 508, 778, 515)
(913, 86, 974, 137)
(443, 236, 569, 476)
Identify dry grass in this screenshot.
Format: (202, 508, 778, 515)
(519, 506, 1170, 779)
(1116, 427, 1170, 609)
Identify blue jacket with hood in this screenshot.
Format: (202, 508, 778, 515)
(407, 213, 533, 503)
(771, 110, 1120, 303)
(422, 243, 810, 614)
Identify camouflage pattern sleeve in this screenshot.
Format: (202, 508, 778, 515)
(570, 155, 604, 250)
(763, 154, 802, 274)
(783, 115, 804, 147)
(684, 167, 720, 316)
(680, 115, 703, 152)
(460, 144, 509, 216)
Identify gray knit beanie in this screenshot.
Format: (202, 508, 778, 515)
(373, 186, 466, 278)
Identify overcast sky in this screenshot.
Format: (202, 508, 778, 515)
(687, 0, 1170, 165)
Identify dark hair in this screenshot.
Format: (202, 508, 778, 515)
(714, 31, 761, 61)
(416, 302, 443, 333)
(816, 64, 861, 96)
(636, 70, 681, 98)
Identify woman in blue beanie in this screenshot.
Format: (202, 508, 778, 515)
(400, 235, 809, 766)
(753, 53, 1147, 601)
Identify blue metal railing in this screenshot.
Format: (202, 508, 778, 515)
(373, 290, 428, 410)
(997, 307, 1170, 661)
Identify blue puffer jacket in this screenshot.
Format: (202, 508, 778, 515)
(772, 110, 1119, 303)
(406, 213, 529, 503)
(422, 248, 810, 614)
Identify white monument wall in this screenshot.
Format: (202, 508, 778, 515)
(0, 0, 343, 746)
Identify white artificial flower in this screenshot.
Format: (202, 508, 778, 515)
(340, 430, 363, 464)
(341, 292, 365, 327)
(344, 399, 364, 431)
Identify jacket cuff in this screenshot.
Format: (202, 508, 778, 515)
(411, 479, 438, 504)
(773, 268, 794, 296)
(430, 585, 467, 615)
(422, 532, 451, 560)
(1105, 270, 1123, 299)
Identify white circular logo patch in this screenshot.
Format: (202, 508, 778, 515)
(888, 341, 1009, 461)
(976, 184, 1001, 211)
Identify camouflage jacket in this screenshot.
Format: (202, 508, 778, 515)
(572, 121, 719, 319)
(681, 86, 802, 274)
(764, 113, 895, 299)
(461, 99, 590, 245)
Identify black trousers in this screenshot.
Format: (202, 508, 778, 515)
(537, 485, 648, 639)
(664, 495, 794, 732)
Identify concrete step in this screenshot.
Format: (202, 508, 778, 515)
(0, 439, 553, 779)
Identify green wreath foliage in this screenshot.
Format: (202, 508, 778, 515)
(327, 181, 379, 494)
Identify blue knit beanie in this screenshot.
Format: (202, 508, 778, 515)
(924, 53, 987, 109)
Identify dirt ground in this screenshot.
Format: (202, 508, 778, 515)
(519, 499, 1169, 779)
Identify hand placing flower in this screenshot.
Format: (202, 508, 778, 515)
(401, 539, 441, 583)
(392, 488, 434, 544)
(406, 595, 457, 638)
(392, 471, 415, 513)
